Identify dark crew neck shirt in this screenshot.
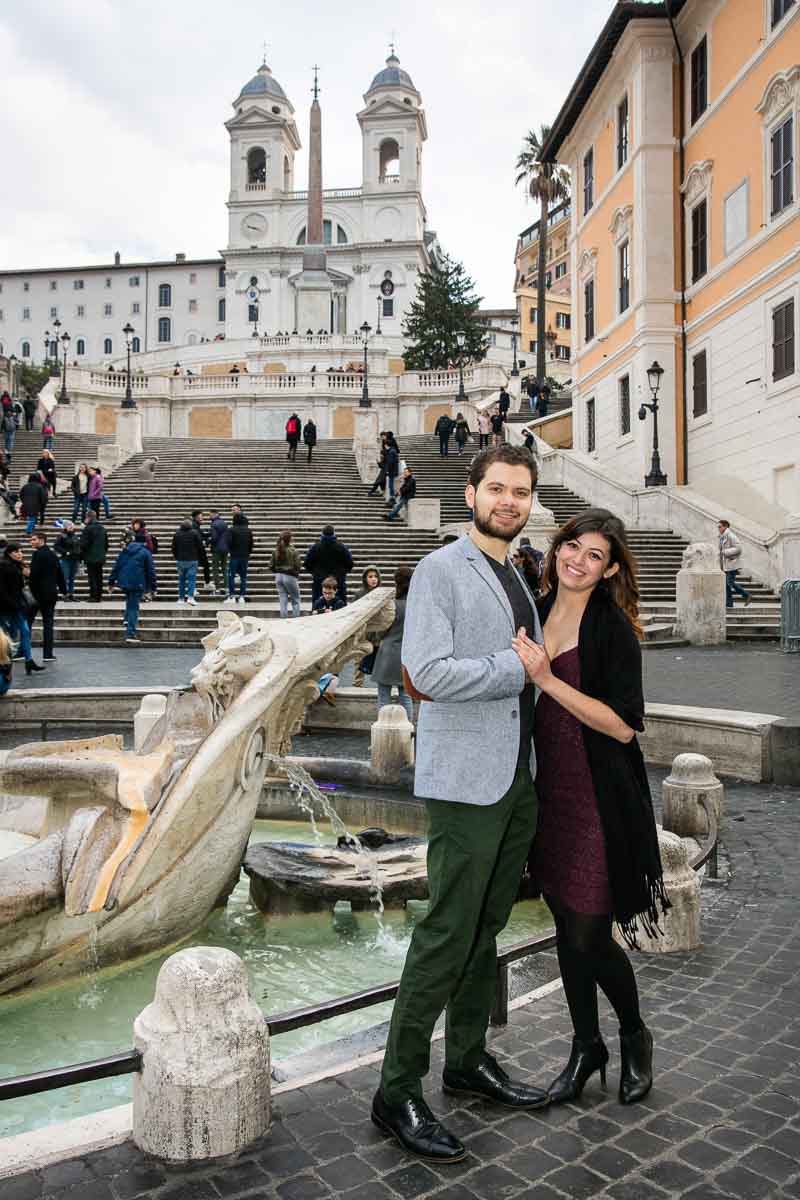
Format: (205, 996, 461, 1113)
(480, 551, 536, 767)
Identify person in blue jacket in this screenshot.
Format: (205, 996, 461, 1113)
(108, 532, 157, 644)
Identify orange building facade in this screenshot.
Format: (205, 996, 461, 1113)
(513, 201, 573, 384)
(541, 0, 800, 519)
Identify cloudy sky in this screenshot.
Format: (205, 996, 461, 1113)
(0, 0, 616, 307)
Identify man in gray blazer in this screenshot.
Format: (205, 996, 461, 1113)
(372, 444, 549, 1163)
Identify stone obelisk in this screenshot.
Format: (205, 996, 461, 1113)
(295, 67, 333, 333)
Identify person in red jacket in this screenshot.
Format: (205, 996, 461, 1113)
(285, 413, 301, 461)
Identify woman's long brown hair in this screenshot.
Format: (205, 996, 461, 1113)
(541, 508, 642, 638)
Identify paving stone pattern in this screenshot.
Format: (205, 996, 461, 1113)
(7, 777, 800, 1199)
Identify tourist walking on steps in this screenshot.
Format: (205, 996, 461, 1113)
(20, 473, 47, 536)
(490, 408, 504, 446)
(28, 531, 65, 663)
(304, 524, 353, 606)
(208, 509, 229, 595)
(368, 433, 389, 496)
(80, 512, 108, 603)
(108, 532, 157, 643)
(0, 543, 45, 673)
(527, 376, 540, 415)
(191, 510, 212, 591)
(225, 512, 254, 604)
(372, 564, 414, 721)
(270, 530, 302, 618)
(0, 627, 13, 696)
(498, 387, 511, 421)
(303, 418, 317, 462)
(88, 468, 103, 519)
(538, 382, 551, 419)
(54, 521, 82, 600)
(385, 439, 400, 500)
(286, 412, 301, 460)
(22, 395, 36, 432)
(1, 408, 16, 458)
(373, 444, 549, 1163)
(718, 519, 751, 609)
(353, 565, 384, 687)
(383, 466, 416, 521)
(518, 508, 667, 1110)
(477, 410, 491, 449)
(41, 415, 55, 451)
(37, 449, 57, 497)
(453, 412, 470, 456)
(171, 519, 204, 606)
(434, 412, 454, 457)
(71, 463, 90, 522)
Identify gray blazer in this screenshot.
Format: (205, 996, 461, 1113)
(402, 535, 543, 805)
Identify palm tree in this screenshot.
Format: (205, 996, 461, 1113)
(515, 125, 570, 388)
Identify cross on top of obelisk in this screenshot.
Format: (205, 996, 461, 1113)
(312, 65, 320, 100)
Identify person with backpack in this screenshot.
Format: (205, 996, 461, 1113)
(286, 413, 302, 461)
(270, 530, 302, 617)
(108, 532, 157, 644)
(453, 412, 471, 455)
(41, 415, 55, 450)
(303, 418, 317, 463)
(20, 473, 47, 536)
(434, 413, 454, 458)
(54, 521, 83, 599)
(1, 408, 16, 458)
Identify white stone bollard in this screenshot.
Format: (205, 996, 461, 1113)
(674, 542, 726, 645)
(662, 752, 724, 838)
(633, 830, 701, 953)
(133, 947, 270, 1162)
(134, 693, 168, 752)
(116, 407, 143, 456)
(371, 704, 414, 783)
(407, 498, 441, 530)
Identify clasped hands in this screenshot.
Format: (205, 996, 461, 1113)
(512, 627, 552, 686)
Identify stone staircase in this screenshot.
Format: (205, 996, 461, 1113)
(5, 430, 780, 645)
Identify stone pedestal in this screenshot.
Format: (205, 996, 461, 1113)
(96, 444, 123, 475)
(370, 705, 414, 783)
(407, 498, 440, 530)
(674, 543, 726, 645)
(53, 402, 77, 433)
(619, 829, 701, 953)
(662, 752, 724, 837)
(133, 946, 270, 1162)
(134, 694, 167, 752)
(116, 407, 143, 456)
(352, 407, 379, 483)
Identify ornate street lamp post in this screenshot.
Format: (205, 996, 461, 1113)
(52, 318, 62, 380)
(58, 330, 71, 403)
(638, 359, 667, 487)
(359, 320, 372, 407)
(122, 322, 136, 409)
(376, 295, 382, 336)
(8, 354, 17, 399)
(456, 330, 467, 402)
(510, 313, 519, 377)
(43, 331, 51, 370)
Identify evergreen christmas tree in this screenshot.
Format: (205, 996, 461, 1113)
(402, 254, 488, 370)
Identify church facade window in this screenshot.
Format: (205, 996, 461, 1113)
(296, 221, 347, 245)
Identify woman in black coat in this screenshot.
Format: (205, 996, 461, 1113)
(0, 543, 44, 673)
(36, 450, 57, 496)
(513, 509, 667, 1109)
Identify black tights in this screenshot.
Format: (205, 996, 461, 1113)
(545, 894, 643, 1043)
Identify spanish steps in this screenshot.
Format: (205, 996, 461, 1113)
(5, 429, 780, 647)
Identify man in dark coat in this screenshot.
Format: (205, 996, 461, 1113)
(385, 442, 400, 501)
(22, 396, 37, 431)
(434, 413, 454, 458)
(383, 467, 417, 522)
(304, 524, 354, 605)
(191, 509, 212, 590)
(171, 519, 206, 605)
(526, 377, 540, 415)
(208, 509, 229, 595)
(80, 512, 109, 602)
(538, 382, 551, 418)
(28, 532, 66, 661)
(498, 389, 511, 420)
(108, 532, 157, 642)
(54, 521, 82, 599)
(0, 543, 44, 672)
(368, 433, 389, 496)
(303, 418, 317, 462)
(20, 473, 47, 535)
(224, 512, 254, 603)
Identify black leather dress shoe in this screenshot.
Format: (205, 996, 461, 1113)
(371, 1089, 466, 1163)
(442, 1051, 550, 1109)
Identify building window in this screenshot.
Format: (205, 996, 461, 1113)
(189, 272, 197, 284)
(218, 298, 226, 322)
(132, 336, 141, 352)
(690, 36, 708, 125)
(772, 298, 795, 381)
(555, 261, 567, 279)
(556, 311, 571, 330)
(248, 304, 259, 323)
(49, 306, 58, 319)
(586, 398, 596, 452)
(188, 299, 198, 313)
(619, 374, 631, 435)
(724, 180, 748, 253)
(692, 349, 708, 416)
(382, 298, 394, 318)
(76, 305, 85, 318)
(583, 147, 594, 214)
(772, 0, 796, 28)
(545, 271, 552, 288)
(555, 344, 571, 361)
(129, 275, 140, 287)
(218, 266, 226, 288)
(104, 337, 113, 354)
(76, 338, 86, 355)
(337, 225, 348, 244)
(528, 340, 536, 353)
(529, 307, 537, 322)
(49, 280, 57, 291)
(73, 279, 84, 290)
(619, 240, 630, 312)
(158, 317, 171, 343)
(132, 302, 140, 315)
(584, 278, 595, 342)
(104, 303, 113, 317)
(22, 340, 30, 357)
(691, 200, 708, 282)
(617, 94, 629, 169)
(158, 283, 172, 308)
(771, 116, 794, 217)
(22, 307, 30, 320)
(104, 277, 112, 288)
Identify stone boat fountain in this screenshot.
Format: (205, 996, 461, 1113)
(0, 589, 395, 996)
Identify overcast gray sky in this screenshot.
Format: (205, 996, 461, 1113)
(0, 0, 615, 307)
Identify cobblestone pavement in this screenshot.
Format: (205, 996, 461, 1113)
(7, 775, 800, 1199)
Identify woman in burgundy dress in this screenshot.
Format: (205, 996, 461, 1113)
(513, 509, 667, 1107)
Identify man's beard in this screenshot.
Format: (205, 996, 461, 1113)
(473, 503, 528, 544)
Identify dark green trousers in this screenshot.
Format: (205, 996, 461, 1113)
(380, 767, 537, 1103)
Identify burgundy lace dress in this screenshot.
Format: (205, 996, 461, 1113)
(531, 647, 613, 915)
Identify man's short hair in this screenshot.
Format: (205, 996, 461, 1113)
(467, 444, 538, 490)
(31, 531, 46, 543)
(322, 575, 338, 589)
(322, 524, 335, 537)
(719, 519, 730, 528)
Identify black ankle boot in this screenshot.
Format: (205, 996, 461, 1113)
(25, 659, 46, 674)
(547, 1036, 608, 1104)
(619, 1025, 653, 1104)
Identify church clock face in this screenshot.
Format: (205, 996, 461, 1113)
(241, 213, 267, 241)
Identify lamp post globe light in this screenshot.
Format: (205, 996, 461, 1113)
(122, 323, 136, 409)
(638, 359, 667, 487)
(359, 321, 372, 408)
(510, 313, 519, 377)
(58, 330, 71, 404)
(456, 330, 467, 401)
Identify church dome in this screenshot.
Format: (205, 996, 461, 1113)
(368, 53, 415, 92)
(238, 63, 288, 102)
